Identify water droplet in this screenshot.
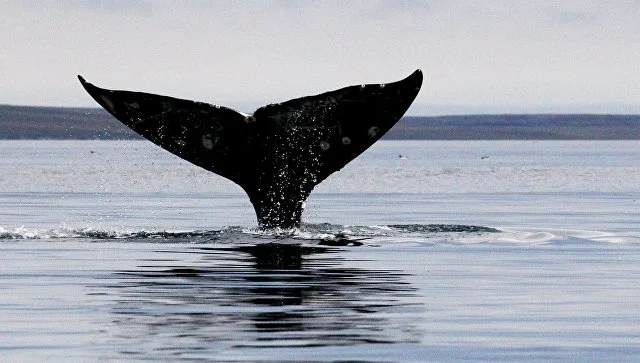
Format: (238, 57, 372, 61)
(319, 141, 331, 150)
(341, 137, 351, 145)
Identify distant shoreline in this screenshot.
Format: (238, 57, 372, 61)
(1, 104, 639, 140)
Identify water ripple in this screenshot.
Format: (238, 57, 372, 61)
(96, 243, 423, 355)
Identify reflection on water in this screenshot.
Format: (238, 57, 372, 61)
(102, 242, 422, 357)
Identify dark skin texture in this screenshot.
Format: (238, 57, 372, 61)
(79, 70, 423, 229)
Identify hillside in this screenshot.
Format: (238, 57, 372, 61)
(1, 105, 639, 140)
(395, 114, 640, 140)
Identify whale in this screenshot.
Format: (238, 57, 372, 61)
(78, 70, 423, 228)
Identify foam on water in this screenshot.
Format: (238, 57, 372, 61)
(498, 227, 640, 244)
(3, 223, 639, 247)
(0, 223, 490, 240)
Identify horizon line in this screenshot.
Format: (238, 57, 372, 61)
(2, 103, 640, 117)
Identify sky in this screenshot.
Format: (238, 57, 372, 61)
(1, 0, 639, 115)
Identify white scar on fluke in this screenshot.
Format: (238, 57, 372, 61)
(79, 70, 423, 228)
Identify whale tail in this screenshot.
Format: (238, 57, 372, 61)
(78, 70, 423, 228)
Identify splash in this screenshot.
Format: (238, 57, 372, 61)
(0, 225, 234, 241)
(4, 224, 635, 245)
(0, 223, 501, 243)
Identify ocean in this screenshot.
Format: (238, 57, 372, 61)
(1, 140, 639, 362)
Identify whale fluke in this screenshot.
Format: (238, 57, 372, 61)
(78, 70, 423, 228)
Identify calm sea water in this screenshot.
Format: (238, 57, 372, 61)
(1, 140, 639, 362)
